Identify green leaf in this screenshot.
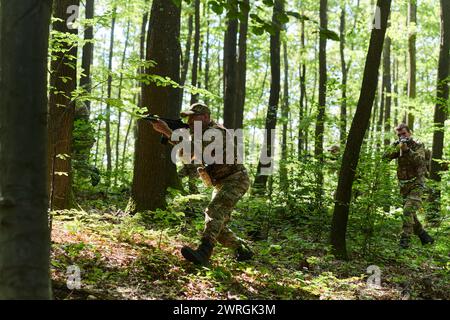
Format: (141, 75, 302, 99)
(286, 11, 310, 22)
(262, 0, 274, 7)
(319, 28, 340, 41)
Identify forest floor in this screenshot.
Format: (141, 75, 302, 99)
(50, 192, 450, 300)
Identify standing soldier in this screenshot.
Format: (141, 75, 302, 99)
(151, 103, 253, 265)
(384, 123, 435, 249)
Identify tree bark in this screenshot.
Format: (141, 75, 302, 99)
(430, 0, 450, 181)
(253, 0, 284, 191)
(314, 0, 328, 206)
(340, 2, 348, 145)
(127, 0, 182, 213)
(0, 0, 53, 299)
(298, 18, 307, 159)
(48, 0, 80, 210)
(80, 0, 94, 112)
(331, 0, 392, 259)
(114, 20, 131, 187)
(407, 0, 417, 130)
(383, 36, 392, 146)
(235, 0, 249, 129)
(280, 40, 289, 189)
(223, 0, 239, 128)
(105, 7, 116, 188)
(190, 0, 201, 105)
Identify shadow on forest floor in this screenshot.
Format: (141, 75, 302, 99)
(49, 200, 450, 300)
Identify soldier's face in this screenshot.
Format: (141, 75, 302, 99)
(188, 114, 210, 130)
(396, 128, 411, 139)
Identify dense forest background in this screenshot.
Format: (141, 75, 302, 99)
(0, 0, 448, 300)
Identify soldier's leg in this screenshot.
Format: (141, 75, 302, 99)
(216, 225, 246, 249)
(203, 175, 249, 245)
(402, 196, 421, 238)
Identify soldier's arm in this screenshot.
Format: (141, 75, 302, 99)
(402, 142, 426, 165)
(382, 144, 400, 161)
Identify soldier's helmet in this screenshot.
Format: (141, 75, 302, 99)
(181, 102, 211, 117)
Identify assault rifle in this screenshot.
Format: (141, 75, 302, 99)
(143, 114, 189, 144)
(393, 136, 413, 157)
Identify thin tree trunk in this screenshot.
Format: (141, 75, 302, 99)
(0, 0, 53, 299)
(105, 6, 117, 188)
(80, 0, 94, 112)
(298, 18, 306, 158)
(48, 0, 80, 210)
(340, 1, 348, 145)
(138, 0, 150, 108)
(430, 0, 450, 181)
(314, 0, 328, 206)
(114, 20, 131, 187)
(393, 57, 399, 125)
(280, 40, 289, 189)
(383, 36, 392, 146)
(190, 0, 201, 104)
(235, 0, 249, 129)
(223, 0, 239, 128)
(407, 0, 417, 130)
(204, 4, 211, 105)
(331, 0, 391, 259)
(180, 9, 193, 97)
(253, 0, 284, 192)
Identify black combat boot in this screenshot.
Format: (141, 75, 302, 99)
(235, 244, 254, 262)
(399, 234, 410, 249)
(418, 230, 434, 245)
(181, 237, 214, 266)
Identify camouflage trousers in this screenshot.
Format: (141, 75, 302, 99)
(400, 181, 425, 237)
(202, 170, 250, 249)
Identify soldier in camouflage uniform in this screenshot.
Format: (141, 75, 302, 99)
(151, 103, 253, 265)
(384, 123, 434, 249)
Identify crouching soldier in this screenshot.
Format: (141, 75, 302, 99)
(151, 103, 253, 265)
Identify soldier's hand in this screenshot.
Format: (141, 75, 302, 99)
(151, 119, 171, 136)
(399, 142, 409, 152)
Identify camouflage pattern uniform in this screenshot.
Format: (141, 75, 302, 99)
(385, 139, 427, 238)
(192, 121, 250, 249)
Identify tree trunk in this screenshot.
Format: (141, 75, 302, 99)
(181, 10, 193, 90)
(127, 0, 182, 213)
(340, 2, 348, 145)
(314, 0, 328, 206)
(393, 57, 399, 125)
(138, 0, 150, 108)
(383, 36, 392, 146)
(407, 0, 417, 130)
(48, 0, 80, 210)
(114, 20, 131, 188)
(253, 0, 284, 192)
(298, 18, 306, 158)
(80, 0, 94, 112)
(190, 0, 201, 105)
(0, 0, 53, 299)
(280, 40, 289, 189)
(105, 7, 116, 188)
(430, 0, 450, 181)
(235, 0, 249, 129)
(223, 0, 239, 128)
(204, 4, 211, 105)
(331, 0, 392, 259)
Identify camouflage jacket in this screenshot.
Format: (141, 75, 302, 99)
(176, 121, 246, 181)
(384, 139, 427, 182)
